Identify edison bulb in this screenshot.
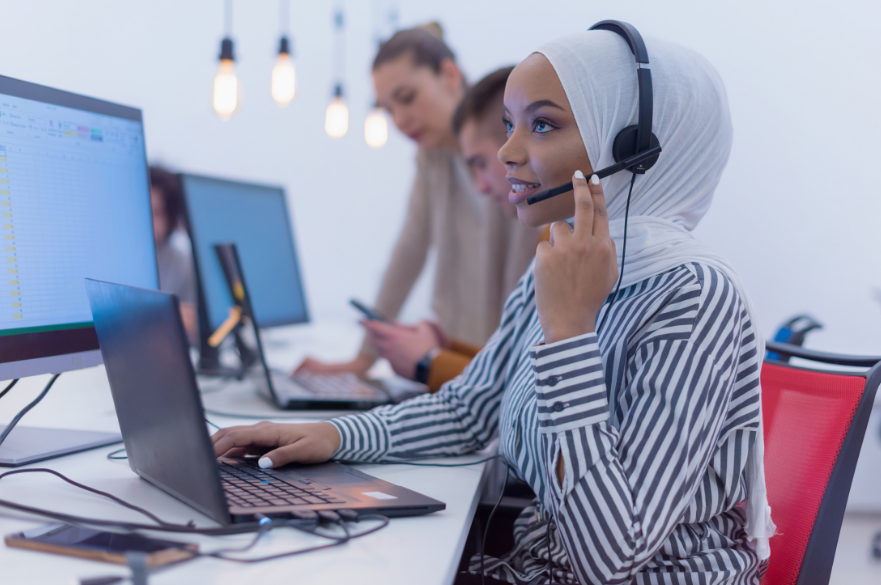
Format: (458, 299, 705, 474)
(325, 95, 349, 138)
(364, 107, 388, 148)
(213, 59, 240, 120)
(271, 53, 297, 106)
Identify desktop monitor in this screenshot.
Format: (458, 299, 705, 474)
(0, 75, 157, 381)
(180, 174, 309, 345)
(0, 75, 156, 466)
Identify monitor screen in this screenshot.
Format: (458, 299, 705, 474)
(0, 75, 157, 379)
(180, 174, 308, 332)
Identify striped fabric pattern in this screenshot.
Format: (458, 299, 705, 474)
(331, 262, 765, 585)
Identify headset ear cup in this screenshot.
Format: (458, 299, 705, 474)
(612, 125, 661, 172)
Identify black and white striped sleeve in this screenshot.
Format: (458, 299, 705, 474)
(330, 280, 528, 462)
(532, 279, 750, 583)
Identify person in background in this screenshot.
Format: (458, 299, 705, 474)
(149, 166, 197, 341)
(362, 66, 549, 391)
(296, 26, 539, 388)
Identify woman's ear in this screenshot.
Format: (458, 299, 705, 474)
(438, 58, 463, 96)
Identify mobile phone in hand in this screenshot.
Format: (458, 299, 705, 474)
(349, 299, 390, 323)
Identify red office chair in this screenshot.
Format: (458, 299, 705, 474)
(760, 341, 881, 585)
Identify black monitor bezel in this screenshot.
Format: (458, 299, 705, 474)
(179, 172, 311, 335)
(0, 74, 156, 368)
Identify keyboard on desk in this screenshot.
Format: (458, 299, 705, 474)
(219, 460, 346, 509)
(281, 373, 388, 400)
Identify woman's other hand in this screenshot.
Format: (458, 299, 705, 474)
(362, 319, 442, 379)
(293, 354, 372, 378)
(534, 171, 618, 344)
(211, 421, 342, 468)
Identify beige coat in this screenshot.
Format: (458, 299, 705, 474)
(360, 147, 539, 359)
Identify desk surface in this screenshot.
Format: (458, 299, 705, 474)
(0, 322, 489, 585)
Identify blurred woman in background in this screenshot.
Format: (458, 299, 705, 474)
(149, 166, 197, 341)
(297, 25, 539, 383)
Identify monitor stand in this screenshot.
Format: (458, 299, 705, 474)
(0, 425, 122, 467)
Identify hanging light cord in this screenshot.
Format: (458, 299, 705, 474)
(334, 4, 345, 88)
(279, 0, 290, 37)
(224, 0, 233, 37)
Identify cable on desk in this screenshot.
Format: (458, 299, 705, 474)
(0, 373, 60, 448)
(0, 466, 389, 546)
(0, 378, 19, 400)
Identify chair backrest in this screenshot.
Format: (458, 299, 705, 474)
(760, 354, 881, 585)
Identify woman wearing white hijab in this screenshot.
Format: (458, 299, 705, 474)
(211, 26, 772, 585)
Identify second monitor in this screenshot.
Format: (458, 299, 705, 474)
(181, 174, 309, 343)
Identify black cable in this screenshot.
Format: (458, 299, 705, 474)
(0, 373, 60, 448)
(0, 378, 18, 400)
(0, 468, 174, 527)
(200, 515, 390, 564)
(480, 463, 509, 585)
(597, 173, 637, 335)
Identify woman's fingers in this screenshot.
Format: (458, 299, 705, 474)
(588, 174, 610, 237)
(259, 438, 327, 468)
(549, 221, 572, 246)
(571, 170, 594, 236)
(211, 423, 281, 458)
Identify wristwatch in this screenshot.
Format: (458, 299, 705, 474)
(414, 348, 442, 384)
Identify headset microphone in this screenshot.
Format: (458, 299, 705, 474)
(526, 145, 661, 205)
(526, 20, 661, 206)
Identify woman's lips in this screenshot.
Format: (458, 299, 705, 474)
(507, 182, 542, 205)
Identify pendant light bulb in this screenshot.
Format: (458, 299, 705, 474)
(325, 85, 349, 138)
(271, 37, 297, 107)
(364, 107, 388, 148)
(213, 38, 240, 120)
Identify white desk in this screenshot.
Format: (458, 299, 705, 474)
(0, 322, 489, 585)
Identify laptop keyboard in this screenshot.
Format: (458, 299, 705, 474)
(219, 460, 346, 508)
(290, 373, 388, 400)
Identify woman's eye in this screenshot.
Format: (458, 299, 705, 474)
(503, 119, 514, 133)
(534, 119, 554, 133)
(400, 92, 416, 105)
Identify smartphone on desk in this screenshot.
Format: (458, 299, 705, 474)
(5, 523, 198, 567)
(349, 299, 390, 323)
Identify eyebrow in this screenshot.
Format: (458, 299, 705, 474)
(504, 99, 566, 117)
(525, 99, 565, 114)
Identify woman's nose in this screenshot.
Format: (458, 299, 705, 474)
(498, 134, 525, 168)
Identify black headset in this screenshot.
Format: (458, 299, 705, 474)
(526, 20, 662, 205)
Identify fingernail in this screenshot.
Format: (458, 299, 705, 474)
(590, 174, 600, 185)
(573, 170, 584, 180)
(258, 457, 273, 469)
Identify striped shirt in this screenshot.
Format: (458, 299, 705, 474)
(331, 261, 765, 585)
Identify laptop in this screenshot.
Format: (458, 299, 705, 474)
(85, 278, 445, 524)
(212, 242, 425, 411)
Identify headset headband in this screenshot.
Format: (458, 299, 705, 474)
(588, 20, 654, 161)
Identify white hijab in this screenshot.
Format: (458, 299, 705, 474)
(538, 31, 776, 559)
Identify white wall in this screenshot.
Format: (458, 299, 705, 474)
(2, 0, 880, 355)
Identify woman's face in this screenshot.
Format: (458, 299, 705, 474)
(373, 54, 464, 149)
(498, 53, 592, 228)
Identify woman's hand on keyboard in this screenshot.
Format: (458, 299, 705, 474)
(211, 421, 342, 468)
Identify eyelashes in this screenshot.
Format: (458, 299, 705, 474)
(501, 116, 559, 134)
